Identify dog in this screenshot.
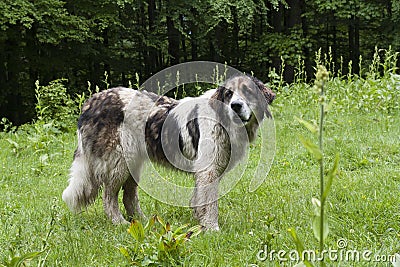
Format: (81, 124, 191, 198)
(62, 75, 275, 230)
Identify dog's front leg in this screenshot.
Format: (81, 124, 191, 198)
(191, 170, 220, 231)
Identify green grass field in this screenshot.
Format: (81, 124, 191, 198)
(1, 76, 399, 266)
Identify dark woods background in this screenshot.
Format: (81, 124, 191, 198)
(1, 0, 399, 125)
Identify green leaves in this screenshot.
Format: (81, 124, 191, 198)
(310, 153, 339, 243)
(0, 0, 91, 42)
(295, 116, 319, 134)
(35, 79, 77, 132)
(312, 214, 329, 243)
(1, 250, 45, 267)
(299, 135, 323, 161)
(0, 0, 35, 30)
(128, 220, 145, 243)
(295, 116, 322, 161)
(311, 198, 329, 242)
(120, 215, 202, 266)
(288, 228, 314, 267)
(322, 154, 339, 204)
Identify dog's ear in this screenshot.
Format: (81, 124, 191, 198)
(210, 85, 228, 102)
(248, 76, 276, 105)
(261, 84, 276, 105)
(209, 86, 230, 116)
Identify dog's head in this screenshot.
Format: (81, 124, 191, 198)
(210, 75, 275, 124)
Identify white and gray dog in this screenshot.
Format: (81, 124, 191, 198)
(62, 75, 275, 230)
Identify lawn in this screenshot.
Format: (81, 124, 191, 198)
(1, 77, 399, 266)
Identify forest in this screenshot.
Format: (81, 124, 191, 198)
(1, 0, 400, 124)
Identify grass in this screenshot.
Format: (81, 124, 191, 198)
(1, 77, 400, 266)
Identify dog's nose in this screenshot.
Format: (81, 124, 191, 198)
(231, 101, 242, 113)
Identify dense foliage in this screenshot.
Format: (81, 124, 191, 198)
(1, 0, 400, 124)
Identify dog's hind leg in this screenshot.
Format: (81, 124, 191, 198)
(123, 176, 145, 220)
(103, 161, 131, 224)
(103, 179, 128, 224)
(122, 159, 145, 220)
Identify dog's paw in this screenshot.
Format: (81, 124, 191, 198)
(112, 216, 130, 225)
(203, 224, 220, 231)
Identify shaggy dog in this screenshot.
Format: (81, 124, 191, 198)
(62, 75, 275, 230)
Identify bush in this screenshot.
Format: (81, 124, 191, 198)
(35, 79, 77, 132)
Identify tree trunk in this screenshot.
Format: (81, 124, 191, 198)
(166, 15, 180, 65)
(348, 14, 360, 74)
(301, 1, 313, 79)
(190, 8, 198, 61)
(286, 0, 302, 28)
(3, 26, 25, 124)
(231, 6, 240, 66)
(180, 14, 187, 61)
(270, 3, 283, 73)
(284, 0, 304, 82)
(148, 0, 158, 71)
(354, 15, 360, 74)
(331, 11, 337, 73)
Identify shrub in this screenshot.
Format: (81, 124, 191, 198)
(35, 79, 77, 132)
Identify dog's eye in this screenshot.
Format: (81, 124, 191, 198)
(224, 90, 233, 99)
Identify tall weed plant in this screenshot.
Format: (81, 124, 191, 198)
(289, 66, 340, 267)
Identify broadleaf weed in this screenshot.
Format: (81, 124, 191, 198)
(119, 215, 202, 266)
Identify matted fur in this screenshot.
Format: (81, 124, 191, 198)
(62, 75, 275, 230)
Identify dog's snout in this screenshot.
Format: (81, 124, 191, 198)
(231, 101, 242, 113)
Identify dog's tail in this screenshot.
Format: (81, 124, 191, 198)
(62, 131, 99, 213)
